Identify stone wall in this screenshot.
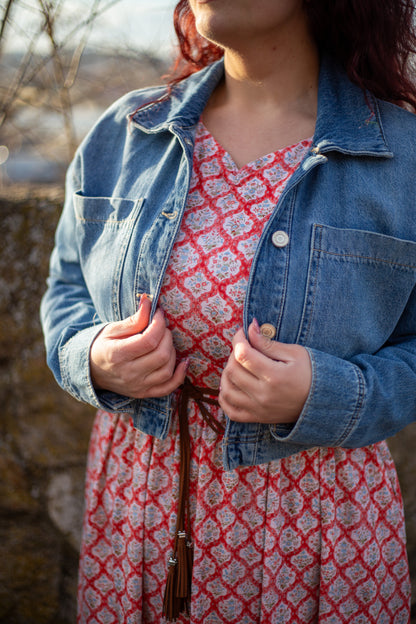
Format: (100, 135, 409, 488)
(0, 186, 94, 623)
(1, 185, 415, 622)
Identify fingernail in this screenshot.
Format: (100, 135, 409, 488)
(182, 357, 190, 372)
(252, 317, 260, 333)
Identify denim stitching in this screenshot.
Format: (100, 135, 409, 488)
(313, 248, 416, 270)
(301, 226, 323, 346)
(334, 364, 366, 446)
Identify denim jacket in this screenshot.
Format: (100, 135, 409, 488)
(41, 56, 416, 470)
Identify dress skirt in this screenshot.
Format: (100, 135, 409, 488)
(77, 406, 410, 623)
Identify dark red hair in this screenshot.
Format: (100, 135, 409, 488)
(168, 0, 416, 111)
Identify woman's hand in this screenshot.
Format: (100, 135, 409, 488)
(90, 295, 188, 399)
(219, 319, 312, 424)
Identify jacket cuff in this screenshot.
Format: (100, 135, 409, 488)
(270, 347, 365, 446)
(59, 323, 136, 412)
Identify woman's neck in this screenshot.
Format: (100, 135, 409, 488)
(202, 34, 319, 168)
(222, 22, 319, 114)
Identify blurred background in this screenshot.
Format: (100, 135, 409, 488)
(0, 0, 176, 185)
(0, 1, 415, 622)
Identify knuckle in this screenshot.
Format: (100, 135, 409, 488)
(98, 325, 111, 339)
(143, 332, 160, 352)
(218, 389, 229, 410)
(223, 371, 237, 392)
(219, 386, 229, 405)
(222, 368, 232, 385)
(234, 343, 250, 366)
(157, 368, 173, 385)
(257, 394, 270, 410)
(158, 345, 173, 367)
(150, 365, 173, 387)
(227, 407, 245, 422)
(125, 365, 141, 386)
(106, 345, 122, 367)
(261, 337, 275, 353)
(103, 320, 118, 333)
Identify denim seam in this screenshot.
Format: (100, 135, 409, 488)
(251, 423, 262, 465)
(222, 430, 272, 444)
(75, 218, 137, 224)
(148, 156, 193, 312)
(302, 346, 317, 419)
(134, 226, 153, 302)
(371, 96, 390, 150)
(74, 197, 142, 223)
(113, 202, 145, 320)
(314, 249, 416, 270)
(85, 362, 100, 408)
(275, 191, 296, 337)
(59, 339, 82, 402)
(301, 225, 323, 346)
(334, 364, 366, 446)
(113, 222, 131, 320)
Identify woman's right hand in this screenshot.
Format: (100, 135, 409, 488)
(89, 295, 188, 399)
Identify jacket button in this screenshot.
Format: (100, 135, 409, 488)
(272, 230, 289, 248)
(260, 323, 277, 339)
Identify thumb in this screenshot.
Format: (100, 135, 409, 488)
(108, 294, 152, 339)
(248, 319, 291, 362)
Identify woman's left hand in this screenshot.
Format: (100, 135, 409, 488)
(219, 319, 312, 424)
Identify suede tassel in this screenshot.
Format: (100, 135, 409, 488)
(162, 555, 183, 621)
(162, 378, 224, 622)
(176, 531, 190, 598)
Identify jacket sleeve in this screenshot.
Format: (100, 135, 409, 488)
(270, 286, 416, 447)
(40, 155, 137, 414)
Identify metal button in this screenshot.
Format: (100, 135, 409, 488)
(271, 230, 289, 248)
(260, 323, 276, 339)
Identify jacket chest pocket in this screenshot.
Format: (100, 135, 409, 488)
(296, 224, 416, 358)
(74, 193, 144, 319)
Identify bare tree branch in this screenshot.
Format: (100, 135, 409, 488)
(0, 0, 171, 183)
(0, 0, 15, 48)
(37, 0, 76, 157)
(64, 0, 102, 89)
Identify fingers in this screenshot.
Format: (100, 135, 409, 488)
(246, 319, 297, 362)
(121, 308, 168, 359)
(105, 293, 152, 339)
(89, 301, 187, 397)
(219, 320, 312, 424)
(229, 324, 284, 385)
(218, 379, 256, 422)
(121, 343, 188, 398)
(138, 358, 189, 399)
(133, 326, 177, 384)
(231, 321, 307, 375)
(231, 329, 265, 380)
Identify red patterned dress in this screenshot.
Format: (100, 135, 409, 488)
(77, 121, 411, 623)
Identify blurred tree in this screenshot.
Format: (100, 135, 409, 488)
(0, 0, 171, 184)
(0, 0, 125, 178)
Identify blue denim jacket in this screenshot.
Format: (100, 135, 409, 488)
(41, 56, 416, 470)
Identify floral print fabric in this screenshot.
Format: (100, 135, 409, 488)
(77, 122, 411, 623)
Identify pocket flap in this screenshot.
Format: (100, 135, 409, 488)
(74, 192, 143, 223)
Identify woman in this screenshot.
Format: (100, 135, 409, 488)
(41, 0, 416, 622)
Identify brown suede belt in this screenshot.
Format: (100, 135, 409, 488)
(162, 377, 225, 621)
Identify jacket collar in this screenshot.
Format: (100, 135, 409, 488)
(313, 56, 392, 157)
(131, 55, 392, 158)
(130, 60, 224, 133)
